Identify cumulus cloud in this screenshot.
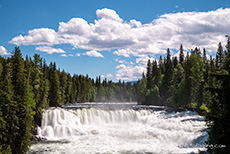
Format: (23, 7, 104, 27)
(106, 73, 113, 78)
(61, 54, 68, 57)
(10, 28, 59, 46)
(116, 64, 146, 81)
(9, 8, 230, 80)
(10, 8, 230, 55)
(84, 50, 104, 58)
(136, 56, 156, 64)
(0, 46, 11, 55)
(96, 8, 123, 22)
(35, 46, 66, 54)
(75, 53, 81, 57)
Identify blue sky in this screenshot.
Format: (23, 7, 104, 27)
(1, 0, 230, 81)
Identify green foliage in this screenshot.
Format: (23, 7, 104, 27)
(0, 47, 137, 154)
(138, 40, 230, 153)
(2, 39, 230, 154)
(200, 103, 209, 113)
(49, 70, 61, 106)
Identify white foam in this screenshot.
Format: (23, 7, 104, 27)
(31, 107, 208, 154)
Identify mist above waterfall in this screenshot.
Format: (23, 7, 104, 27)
(30, 103, 208, 154)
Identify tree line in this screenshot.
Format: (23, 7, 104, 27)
(1, 37, 230, 153)
(0, 47, 136, 153)
(137, 38, 230, 153)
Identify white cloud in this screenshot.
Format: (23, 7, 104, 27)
(68, 54, 74, 57)
(11, 7, 229, 57)
(10, 28, 59, 46)
(116, 64, 146, 81)
(116, 64, 126, 69)
(9, 8, 230, 80)
(75, 53, 81, 57)
(106, 73, 113, 78)
(61, 54, 68, 57)
(113, 49, 132, 57)
(35, 46, 66, 54)
(84, 50, 104, 58)
(0, 46, 11, 55)
(10, 8, 230, 55)
(96, 8, 123, 22)
(136, 56, 156, 64)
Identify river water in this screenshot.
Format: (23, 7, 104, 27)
(29, 102, 208, 154)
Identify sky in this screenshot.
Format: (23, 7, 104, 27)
(1, 0, 230, 82)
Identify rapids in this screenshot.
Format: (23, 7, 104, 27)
(29, 103, 208, 154)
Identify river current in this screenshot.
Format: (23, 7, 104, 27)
(29, 102, 208, 154)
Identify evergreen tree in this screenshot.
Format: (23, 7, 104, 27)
(11, 47, 34, 153)
(172, 56, 178, 68)
(0, 59, 17, 154)
(179, 44, 184, 65)
(60, 70, 67, 103)
(216, 42, 224, 69)
(206, 72, 230, 153)
(171, 64, 185, 106)
(159, 56, 164, 74)
(161, 48, 173, 105)
(49, 69, 61, 107)
(137, 73, 147, 104)
(146, 59, 152, 90)
(153, 60, 161, 86)
(203, 48, 207, 62)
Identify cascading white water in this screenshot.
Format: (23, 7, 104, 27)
(30, 106, 208, 154)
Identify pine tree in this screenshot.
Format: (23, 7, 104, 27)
(146, 59, 152, 90)
(11, 47, 34, 153)
(179, 44, 184, 65)
(153, 60, 161, 86)
(206, 65, 230, 153)
(159, 56, 164, 74)
(0, 59, 17, 154)
(184, 52, 192, 107)
(171, 64, 185, 106)
(65, 73, 73, 103)
(203, 48, 207, 62)
(172, 57, 178, 68)
(60, 70, 67, 103)
(49, 69, 61, 107)
(161, 48, 173, 105)
(216, 42, 224, 69)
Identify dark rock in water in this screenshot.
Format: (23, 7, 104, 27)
(33, 136, 47, 143)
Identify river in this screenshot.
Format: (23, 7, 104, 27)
(28, 102, 208, 154)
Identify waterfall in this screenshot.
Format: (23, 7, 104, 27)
(32, 106, 208, 154)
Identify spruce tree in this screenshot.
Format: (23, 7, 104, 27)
(11, 47, 34, 154)
(161, 48, 173, 105)
(49, 70, 61, 107)
(179, 44, 184, 65)
(60, 70, 67, 103)
(0, 59, 17, 154)
(216, 42, 224, 69)
(146, 59, 152, 90)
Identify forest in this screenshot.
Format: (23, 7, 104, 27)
(0, 47, 136, 153)
(0, 35, 230, 153)
(136, 38, 230, 153)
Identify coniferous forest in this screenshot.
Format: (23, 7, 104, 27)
(1, 36, 230, 153)
(136, 38, 230, 153)
(0, 47, 136, 153)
